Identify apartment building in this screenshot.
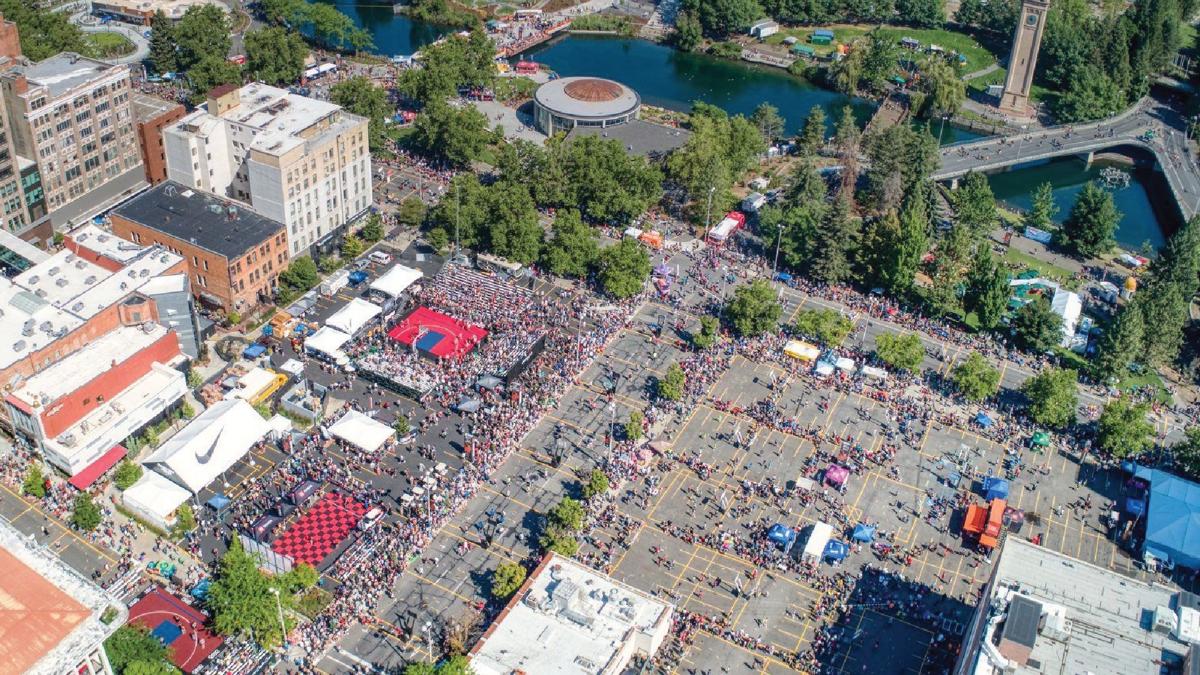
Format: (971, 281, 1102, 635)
(164, 83, 372, 258)
(0, 15, 47, 243)
(132, 93, 185, 185)
(110, 180, 289, 312)
(0, 52, 145, 231)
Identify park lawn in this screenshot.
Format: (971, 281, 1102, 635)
(966, 65, 1055, 102)
(1002, 247, 1080, 290)
(84, 31, 134, 58)
(1117, 370, 1174, 405)
(765, 24, 996, 71)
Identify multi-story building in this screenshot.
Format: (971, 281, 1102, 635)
(164, 83, 372, 258)
(91, 0, 228, 25)
(110, 180, 289, 312)
(0, 15, 47, 243)
(132, 93, 185, 185)
(0, 51, 145, 232)
(0, 224, 199, 480)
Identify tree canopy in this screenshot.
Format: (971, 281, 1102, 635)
(105, 625, 177, 675)
(874, 332, 925, 372)
(542, 210, 598, 278)
(1097, 397, 1155, 458)
(1021, 367, 1078, 428)
(331, 77, 391, 151)
(793, 308, 853, 346)
(1011, 296, 1063, 353)
(410, 99, 491, 168)
(492, 562, 527, 599)
(1061, 181, 1119, 258)
(245, 27, 308, 86)
(596, 239, 650, 299)
(952, 352, 1002, 401)
(726, 280, 782, 337)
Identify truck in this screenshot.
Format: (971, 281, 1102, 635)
(320, 269, 350, 296)
(708, 211, 746, 244)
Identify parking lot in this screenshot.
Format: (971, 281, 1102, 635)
(312, 283, 1182, 673)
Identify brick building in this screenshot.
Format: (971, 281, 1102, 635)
(109, 180, 289, 312)
(132, 93, 185, 185)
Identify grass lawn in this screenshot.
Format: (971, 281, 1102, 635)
(84, 31, 134, 59)
(966, 65, 1054, 102)
(1116, 370, 1174, 405)
(1002, 247, 1080, 289)
(765, 24, 997, 72)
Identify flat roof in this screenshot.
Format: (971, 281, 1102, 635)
(0, 276, 85, 370)
(966, 537, 1189, 675)
(534, 76, 640, 120)
(470, 553, 673, 675)
(10, 323, 168, 407)
(112, 180, 284, 259)
(13, 250, 111, 309)
(131, 92, 182, 123)
(0, 518, 124, 674)
(224, 83, 346, 155)
(10, 53, 123, 99)
(567, 119, 692, 157)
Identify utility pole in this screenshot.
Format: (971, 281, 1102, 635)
(703, 185, 716, 240)
(454, 181, 461, 256)
(771, 223, 783, 280)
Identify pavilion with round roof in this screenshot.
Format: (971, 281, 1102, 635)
(532, 76, 641, 136)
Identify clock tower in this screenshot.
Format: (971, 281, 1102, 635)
(999, 0, 1050, 116)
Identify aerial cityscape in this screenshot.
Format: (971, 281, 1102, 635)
(0, 0, 1199, 673)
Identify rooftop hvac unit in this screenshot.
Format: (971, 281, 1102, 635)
(98, 234, 110, 243)
(27, 275, 39, 284)
(85, 275, 97, 284)
(139, 269, 149, 278)
(55, 278, 67, 288)
(65, 253, 75, 262)
(21, 319, 34, 336)
(11, 340, 24, 352)
(1153, 606, 1178, 635)
(75, 260, 86, 269)
(48, 266, 59, 276)
(71, 302, 84, 312)
(39, 321, 52, 332)
(34, 289, 46, 298)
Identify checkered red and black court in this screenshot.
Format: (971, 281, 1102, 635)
(271, 492, 366, 566)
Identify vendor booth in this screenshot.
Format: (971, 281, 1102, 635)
(784, 340, 820, 362)
(370, 264, 423, 300)
(143, 399, 271, 494)
(802, 522, 834, 562)
(122, 471, 192, 531)
(326, 298, 382, 336)
(327, 410, 394, 453)
(304, 326, 353, 364)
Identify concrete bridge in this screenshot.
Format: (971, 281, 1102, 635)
(933, 99, 1200, 221)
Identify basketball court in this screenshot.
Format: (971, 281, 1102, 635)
(127, 587, 223, 673)
(387, 306, 488, 360)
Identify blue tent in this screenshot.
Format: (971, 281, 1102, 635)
(774, 272, 793, 282)
(1134, 467, 1200, 568)
(852, 523, 876, 542)
(1126, 496, 1146, 518)
(767, 523, 795, 548)
(975, 412, 993, 428)
(823, 540, 849, 562)
(206, 494, 231, 512)
(243, 343, 267, 359)
(983, 476, 1009, 501)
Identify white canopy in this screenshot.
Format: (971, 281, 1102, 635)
(834, 357, 855, 373)
(122, 471, 191, 531)
(328, 409, 394, 453)
(326, 298, 382, 335)
(266, 414, 293, 440)
(143, 399, 271, 494)
(370, 264, 423, 298)
(860, 365, 889, 380)
(305, 326, 352, 358)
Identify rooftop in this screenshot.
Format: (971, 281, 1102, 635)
(12, 249, 111, 309)
(567, 119, 692, 157)
(535, 76, 640, 119)
(9, 53, 123, 99)
(95, 0, 228, 18)
(131, 91, 182, 123)
(470, 553, 673, 675)
(966, 537, 1190, 675)
(0, 518, 125, 675)
(112, 180, 285, 259)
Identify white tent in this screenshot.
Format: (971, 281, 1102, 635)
(860, 365, 889, 380)
(328, 410, 394, 453)
(122, 471, 191, 531)
(370, 264, 423, 298)
(144, 399, 271, 494)
(304, 326, 352, 360)
(1050, 288, 1082, 347)
(266, 414, 293, 441)
(326, 298, 382, 335)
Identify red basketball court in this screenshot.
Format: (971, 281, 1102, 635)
(127, 586, 223, 673)
(387, 306, 488, 359)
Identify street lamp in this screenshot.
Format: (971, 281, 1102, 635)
(702, 185, 716, 241)
(268, 587, 287, 651)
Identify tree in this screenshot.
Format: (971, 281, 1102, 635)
(105, 625, 174, 675)
(1021, 367, 1078, 428)
(725, 279, 781, 337)
(1097, 397, 1154, 458)
(809, 193, 860, 284)
(175, 4, 230, 72)
(306, 2, 372, 51)
(582, 469, 610, 499)
(360, 214, 385, 242)
(548, 497, 585, 532)
(114, 460, 142, 490)
(675, 9, 704, 51)
(542, 210, 598, 278)
(0, 0, 87, 61)
(1054, 65, 1125, 123)
(1174, 427, 1200, 479)
(658, 362, 687, 401)
(793, 309, 853, 346)
(751, 103, 786, 145)
(492, 562, 527, 599)
(541, 527, 579, 556)
(833, 106, 861, 157)
(897, 0, 946, 27)
(208, 539, 292, 648)
(245, 27, 306, 86)
(625, 411, 645, 441)
(331, 77, 391, 151)
(1061, 181, 1119, 257)
(484, 182, 542, 265)
(23, 463, 45, 498)
(952, 353, 1002, 401)
(72, 493, 101, 531)
(410, 99, 490, 168)
(560, 136, 662, 224)
(394, 416, 411, 436)
(341, 234, 365, 260)
(596, 239, 650, 299)
(682, 0, 764, 36)
(964, 245, 1009, 330)
(916, 58, 965, 117)
(258, 0, 311, 26)
(798, 105, 827, 156)
(1011, 296, 1063, 352)
(875, 332, 925, 372)
(279, 563, 319, 592)
(398, 197, 427, 227)
(864, 123, 939, 213)
(870, 193, 928, 296)
(125, 659, 179, 675)
(173, 503, 195, 538)
(954, 172, 997, 235)
(693, 315, 719, 349)
(186, 55, 241, 103)
(278, 256, 319, 297)
(1094, 304, 1145, 379)
(1025, 182, 1058, 232)
(148, 11, 177, 75)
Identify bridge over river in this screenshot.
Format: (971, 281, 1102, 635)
(933, 99, 1200, 221)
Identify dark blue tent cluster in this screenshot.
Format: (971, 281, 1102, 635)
(1134, 467, 1200, 569)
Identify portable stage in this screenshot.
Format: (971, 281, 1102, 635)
(271, 492, 367, 566)
(388, 306, 488, 360)
(127, 587, 223, 673)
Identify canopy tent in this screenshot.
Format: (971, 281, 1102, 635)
(1126, 496, 1147, 518)
(205, 494, 231, 513)
(122, 471, 192, 530)
(370, 265, 423, 298)
(304, 326, 352, 360)
(852, 523, 876, 542)
(455, 397, 482, 413)
(834, 357, 855, 373)
(328, 410, 394, 453)
(144, 399, 271, 494)
(243, 343, 267, 359)
(327, 298, 382, 335)
(983, 476, 1009, 501)
(1134, 467, 1200, 568)
(278, 359, 305, 377)
(860, 365, 889, 380)
(767, 523, 795, 548)
(823, 540, 849, 562)
(1030, 431, 1051, 447)
(266, 414, 292, 441)
(825, 464, 850, 487)
(802, 522, 834, 562)
(975, 412, 993, 428)
(476, 375, 503, 390)
(814, 361, 835, 376)
(783, 340, 820, 362)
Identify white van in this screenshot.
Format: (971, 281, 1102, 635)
(369, 250, 393, 265)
